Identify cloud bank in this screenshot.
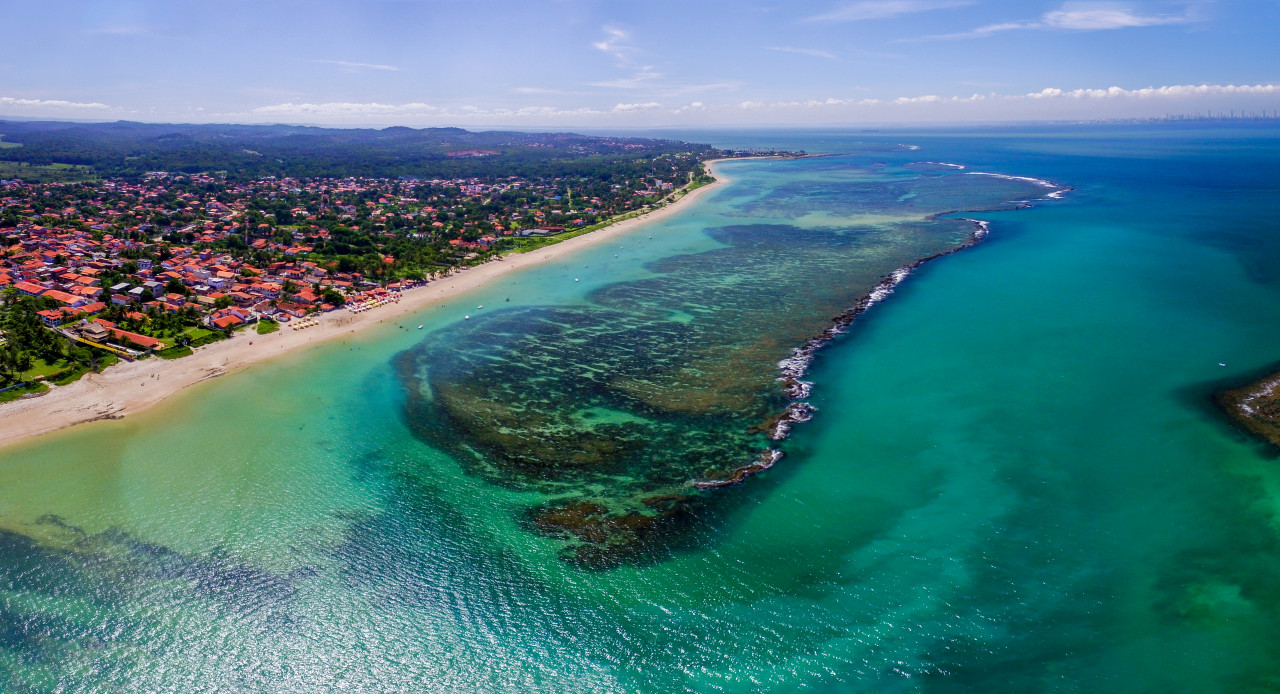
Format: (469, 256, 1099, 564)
(4, 83, 1276, 127)
(926, 1, 1204, 39)
(0, 97, 114, 112)
(237, 83, 1278, 125)
(802, 0, 973, 24)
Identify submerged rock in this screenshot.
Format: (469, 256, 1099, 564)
(1217, 370, 1280, 448)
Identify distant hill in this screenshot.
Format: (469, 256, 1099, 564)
(0, 120, 718, 181)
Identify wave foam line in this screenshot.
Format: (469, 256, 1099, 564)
(694, 165, 1071, 490)
(692, 163, 1073, 491)
(966, 171, 1072, 199)
(690, 219, 995, 491)
(691, 219, 993, 490)
(1238, 376, 1280, 417)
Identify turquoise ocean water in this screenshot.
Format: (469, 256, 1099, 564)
(1, 125, 1279, 692)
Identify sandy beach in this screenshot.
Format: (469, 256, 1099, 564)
(0, 161, 731, 450)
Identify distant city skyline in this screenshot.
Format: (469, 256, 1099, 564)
(2, 0, 1278, 127)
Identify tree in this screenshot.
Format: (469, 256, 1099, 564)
(0, 345, 16, 382)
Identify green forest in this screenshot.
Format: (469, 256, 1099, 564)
(0, 121, 720, 181)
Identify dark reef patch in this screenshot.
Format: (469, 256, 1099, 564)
(396, 158, 1062, 567)
(1217, 369, 1280, 450)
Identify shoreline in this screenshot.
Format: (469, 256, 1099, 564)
(0, 161, 734, 451)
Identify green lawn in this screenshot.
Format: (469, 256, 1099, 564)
(49, 363, 90, 386)
(49, 353, 120, 384)
(187, 330, 227, 347)
(13, 352, 122, 386)
(156, 345, 194, 360)
(0, 381, 49, 404)
(19, 358, 70, 381)
(256, 319, 279, 335)
(0, 161, 97, 183)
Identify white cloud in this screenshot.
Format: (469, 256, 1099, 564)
(802, 0, 972, 23)
(717, 82, 1277, 115)
(239, 82, 1279, 126)
(1026, 83, 1280, 99)
(0, 96, 114, 112)
(612, 102, 661, 112)
(313, 60, 400, 72)
(894, 93, 986, 104)
(1042, 3, 1195, 29)
(513, 87, 567, 95)
(924, 1, 1202, 40)
(768, 46, 837, 59)
(673, 101, 707, 114)
(252, 102, 441, 116)
(592, 26, 636, 65)
(587, 68, 663, 89)
(928, 21, 1026, 39)
(588, 25, 734, 99)
(766, 97, 879, 108)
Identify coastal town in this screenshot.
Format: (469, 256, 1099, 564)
(0, 156, 714, 400)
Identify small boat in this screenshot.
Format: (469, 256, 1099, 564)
(464, 315, 471, 320)
(1219, 362, 1227, 367)
(417, 325, 423, 329)
(477, 305, 483, 309)
(574, 278, 580, 282)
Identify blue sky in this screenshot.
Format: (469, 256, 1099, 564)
(2, 0, 1277, 127)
